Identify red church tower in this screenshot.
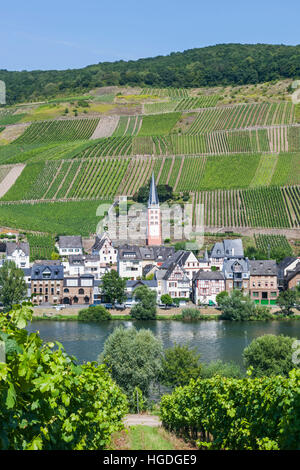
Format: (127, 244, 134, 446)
(146, 173, 162, 246)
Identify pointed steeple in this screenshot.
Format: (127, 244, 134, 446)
(148, 173, 159, 207)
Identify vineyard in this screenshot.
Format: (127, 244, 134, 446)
(14, 118, 100, 144)
(144, 96, 220, 114)
(254, 234, 293, 257)
(191, 186, 300, 228)
(160, 371, 300, 450)
(0, 200, 111, 236)
(26, 233, 56, 261)
(186, 103, 295, 134)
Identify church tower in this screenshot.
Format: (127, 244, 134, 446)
(146, 173, 162, 246)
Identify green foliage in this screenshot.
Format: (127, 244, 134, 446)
(200, 360, 244, 379)
(101, 270, 126, 305)
(138, 113, 181, 135)
(0, 261, 27, 311)
(133, 183, 173, 203)
(160, 343, 202, 387)
(2, 44, 300, 105)
(99, 326, 163, 401)
(277, 290, 297, 316)
(216, 290, 228, 305)
(78, 305, 111, 322)
(243, 334, 299, 377)
(160, 369, 300, 450)
(130, 285, 157, 320)
(219, 290, 272, 321)
(0, 305, 128, 449)
(181, 308, 202, 320)
(160, 294, 173, 306)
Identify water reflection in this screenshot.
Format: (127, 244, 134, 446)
(27, 320, 300, 367)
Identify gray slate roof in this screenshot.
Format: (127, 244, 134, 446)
(210, 239, 244, 259)
(193, 270, 225, 281)
(59, 236, 82, 249)
(118, 244, 174, 262)
(6, 242, 29, 256)
(249, 260, 278, 276)
(126, 279, 157, 289)
(31, 264, 64, 280)
(223, 258, 250, 277)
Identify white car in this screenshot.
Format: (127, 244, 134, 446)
(55, 305, 66, 311)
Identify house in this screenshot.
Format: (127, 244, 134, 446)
(160, 250, 200, 282)
(58, 236, 83, 256)
(193, 271, 225, 305)
(126, 279, 158, 302)
(210, 239, 244, 270)
(63, 254, 108, 280)
(285, 263, 300, 291)
(156, 264, 190, 301)
(31, 263, 64, 304)
(92, 232, 118, 265)
(223, 258, 250, 294)
(277, 257, 300, 290)
(117, 244, 174, 280)
(62, 274, 94, 305)
(6, 242, 30, 268)
(249, 260, 279, 305)
(118, 245, 143, 280)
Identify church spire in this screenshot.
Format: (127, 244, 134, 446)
(148, 173, 159, 207)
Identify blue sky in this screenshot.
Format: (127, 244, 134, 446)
(1, 0, 299, 71)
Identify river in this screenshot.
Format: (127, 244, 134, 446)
(26, 319, 300, 368)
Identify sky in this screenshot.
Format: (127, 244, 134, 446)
(0, 0, 299, 71)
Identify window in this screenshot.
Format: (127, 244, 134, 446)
(79, 288, 84, 295)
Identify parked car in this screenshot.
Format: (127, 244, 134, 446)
(115, 303, 126, 310)
(55, 304, 66, 311)
(104, 303, 114, 309)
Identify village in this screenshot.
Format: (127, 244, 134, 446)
(0, 174, 299, 313)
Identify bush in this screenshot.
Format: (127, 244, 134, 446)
(0, 304, 127, 450)
(181, 308, 201, 320)
(243, 334, 299, 377)
(200, 360, 244, 379)
(130, 285, 157, 320)
(78, 305, 111, 321)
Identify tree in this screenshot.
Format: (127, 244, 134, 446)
(99, 326, 163, 402)
(0, 260, 27, 311)
(160, 343, 202, 387)
(219, 290, 256, 321)
(277, 290, 297, 316)
(216, 290, 229, 306)
(160, 294, 173, 307)
(101, 270, 126, 305)
(130, 285, 157, 320)
(243, 334, 299, 377)
(78, 305, 111, 321)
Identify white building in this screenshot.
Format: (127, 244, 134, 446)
(6, 242, 30, 268)
(193, 271, 225, 305)
(57, 236, 83, 256)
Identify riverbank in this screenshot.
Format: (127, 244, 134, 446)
(31, 306, 300, 321)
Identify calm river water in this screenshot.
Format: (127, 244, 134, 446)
(27, 319, 300, 368)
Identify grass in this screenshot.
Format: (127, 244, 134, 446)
(0, 200, 111, 236)
(110, 425, 196, 450)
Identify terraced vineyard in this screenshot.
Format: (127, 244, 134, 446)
(186, 103, 295, 134)
(112, 115, 142, 136)
(254, 234, 293, 256)
(144, 96, 220, 114)
(14, 118, 100, 144)
(0, 84, 299, 236)
(192, 186, 300, 228)
(27, 233, 56, 261)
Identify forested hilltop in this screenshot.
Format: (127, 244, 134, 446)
(1, 43, 300, 104)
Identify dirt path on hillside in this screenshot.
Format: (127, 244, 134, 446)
(0, 165, 25, 198)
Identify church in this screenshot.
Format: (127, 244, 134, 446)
(146, 173, 162, 246)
